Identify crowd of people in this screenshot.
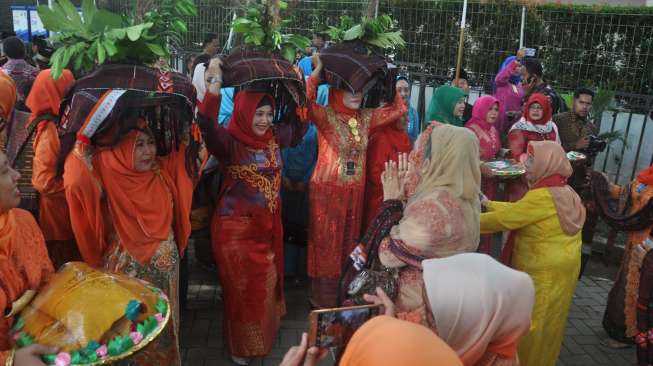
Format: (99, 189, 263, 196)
(1, 28, 652, 366)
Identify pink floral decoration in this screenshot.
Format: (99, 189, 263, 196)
(96, 344, 108, 358)
(155, 313, 164, 323)
(130, 331, 144, 345)
(54, 352, 71, 366)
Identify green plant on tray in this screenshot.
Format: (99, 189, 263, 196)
(323, 14, 406, 51)
(231, 0, 311, 63)
(37, 0, 196, 79)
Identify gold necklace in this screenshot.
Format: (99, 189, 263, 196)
(347, 118, 361, 142)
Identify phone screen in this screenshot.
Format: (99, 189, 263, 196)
(525, 47, 536, 57)
(309, 304, 382, 349)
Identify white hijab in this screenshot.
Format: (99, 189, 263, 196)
(423, 253, 535, 366)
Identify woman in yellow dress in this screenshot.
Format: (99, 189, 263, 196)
(479, 140, 585, 366)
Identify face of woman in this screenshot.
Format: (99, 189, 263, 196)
(453, 98, 466, 117)
(343, 91, 363, 110)
(0, 152, 21, 212)
(486, 103, 499, 124)
(396, 80, 411, 102)
(525, 152, 536, 185)
(528, 102, 544, 121)
(251, 105, 274, 137)
(133, 132, 157, 172)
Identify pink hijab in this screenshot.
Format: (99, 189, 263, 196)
(465, 96, 501, 161)
(423, 253, 535, 366)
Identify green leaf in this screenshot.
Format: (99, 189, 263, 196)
(102, 39, 118, 56)
(246, 7, 261, 18)
(126, 24, 146, 41)
(73, 52, 85, 70)
(106, 27, 127, 40)
(233, 18, 253, 33)
(58, 0, 84, 28)
(171, 19, 187, 33)
(178, 0, 198, 17)
(49, 48, 66, 80)
(343, 24, 364, 41)
(281, 45, 296, 63)
(60, 46, 75, 70)
(96, 40, 106, 64)
(37, 5, 67, 32)
(284, 34, 311, 50)
(366, 31, 405, 49)
(89, 9, 123, 33)
(146, 43, 167, 57)
(81, 0, 97, 27)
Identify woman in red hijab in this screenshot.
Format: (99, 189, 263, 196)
(197, 59, 306, 365)
(506, 93, 561, 202)
(27, 69, 80, 269)
(306, 55, 407, 308)
(64, 118, 193, 365)
(362, 103, 412, 229)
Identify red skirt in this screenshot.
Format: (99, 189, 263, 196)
(308, 183, 365, 307)
(212, 214, 285, 357)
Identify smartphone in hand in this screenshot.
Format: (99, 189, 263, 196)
(308, 304, 382, 349)
(524, 47, 536, 57)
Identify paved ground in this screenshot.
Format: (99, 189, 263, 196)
(180, 250, 636, 366)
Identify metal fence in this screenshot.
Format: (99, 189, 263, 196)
(102, 1, 653, 95)
(74, 0, 653, 182)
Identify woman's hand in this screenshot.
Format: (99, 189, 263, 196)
(480, 162, 494, 178)
(479, 192, 490, 208)
(381, 160, 404, 201)
(396, 153, 410, 186)
(205, 57, 223, 96)
(363, 287, 396, 317)
(279, 333, 328, 366)
(310, 54, 323, 80)
(516, 48, 527, 61)
(14, 345, 58, 366)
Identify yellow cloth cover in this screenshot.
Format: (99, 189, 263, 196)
(480, 188, 581, 366)
(18, 262, 160, 352)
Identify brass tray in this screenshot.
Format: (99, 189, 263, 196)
(483, 159, 526, 178)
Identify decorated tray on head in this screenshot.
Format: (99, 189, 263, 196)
(483, 159, 526, 178)
(222, 1, 312, 107)
(318, 15, 405, 106)
(566, 151, 587, 162)
(11, 262, 170, 366)
(37, 0, 200, 176)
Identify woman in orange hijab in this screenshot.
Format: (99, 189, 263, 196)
(63, 119, 193, 366)
(279, 316, 462, 366)
(0, 148, 57, 366)
(0, 72, 16, 149)
(27, 69, 79, 269)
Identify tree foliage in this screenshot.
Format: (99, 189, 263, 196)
(38, 0, 196, 79)
(231, 0, 311, 62)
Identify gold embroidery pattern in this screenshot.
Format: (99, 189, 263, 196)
(325, 108, 373, 182)
(226, 141, 281, 213)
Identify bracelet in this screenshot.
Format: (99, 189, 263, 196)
(206, 76, 222, 85)
(4, 348, 15, 366)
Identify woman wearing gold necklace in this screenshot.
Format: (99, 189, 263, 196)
(306, 54, 407, 308)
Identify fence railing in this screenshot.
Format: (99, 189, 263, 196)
(107, 0, 653, 183)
